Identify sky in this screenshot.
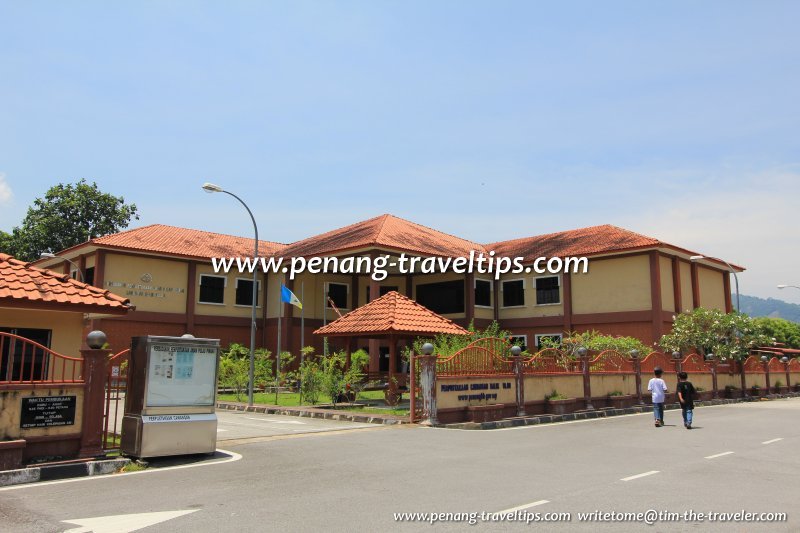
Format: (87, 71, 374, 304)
(1, 1, 799, 304)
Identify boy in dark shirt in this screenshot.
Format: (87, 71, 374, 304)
(677, 371, 696, 429)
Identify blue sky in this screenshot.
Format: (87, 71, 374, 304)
(1, 1, 798, 303)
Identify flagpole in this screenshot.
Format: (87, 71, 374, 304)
(323, 284, 328, 357)
(300, 281, 305, 405)
(276, 287, 282, 405)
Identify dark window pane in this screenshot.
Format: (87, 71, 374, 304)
(536, 276, 560, 305)
(475, 280, 491, 307)
(236, 280, 259, 306)
(199, 276, 225, 304)
(416, 280, 464, 314)
(84, 267, 95, 286)
(327, 283, 348, 309)
(502, 280, 525, 307)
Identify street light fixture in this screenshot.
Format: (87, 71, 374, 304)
(777, 284, 800, 291)
(690, 255, 739, 312)
(202, 182, 260, 407)
(40, 252, 84, 282)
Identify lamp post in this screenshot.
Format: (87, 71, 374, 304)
(690, 255, 739, 312)
(777, 284, 800, 291)
(40, 252, 84, 282)
(203, 182, 259, 407)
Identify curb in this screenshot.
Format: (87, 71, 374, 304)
(0, 458, 131, 488)
(441, 393, 800, 430)
(216, 402, 408, 425)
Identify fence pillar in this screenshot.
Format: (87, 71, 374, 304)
(79, 331, 111, 458)
(709, 355, 719, 399)
(672, 351, 682, 375)
(783, 357, 791, 391)
(631, 350, 644, 405)
(511, 346, 525, 417)
(418, 343, 438, 426)
(740, 359, 748, 397)
(579, 347, 593, 410)
(762, 356, 770, 394)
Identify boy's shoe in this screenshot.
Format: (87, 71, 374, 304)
(686, 424, 692, 430)
(659, 419, 665, 426)
(654, 421, 661, 427)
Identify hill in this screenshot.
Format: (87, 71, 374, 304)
(739, 294, 800, 323)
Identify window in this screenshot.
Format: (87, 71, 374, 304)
(0, 328, 51, 381)
(416, 280, 465, 315)
(366, 285, 398, 302)
(534, 333, 563, 351)
(509, 335, 527, 352)
(235, 278, 261, 306)
(326, 282, 349, 309)
(535, 276, 560, 305)
(475, 279, 492, 307)
(199, 275, 226, 304)
(84, 267, 95, 286)
(501, 279, 525, 307)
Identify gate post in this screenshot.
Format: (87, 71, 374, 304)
(673, 351, 682, 375)
(418, 343, 438, 426)
(762, 355, 770, 394)
(409, 355, 417, 423)
(740, 358, 748, 397)
(79, 331, 112, 458)
(631, 350, 643, 405)
(708, 353, 719, 399)
(579, 347, 593, 410)
(783, 356, 791, 391)
(511, 346, 525, 417)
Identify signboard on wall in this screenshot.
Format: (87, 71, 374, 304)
(145, 344, 218, 407)
(20, 396, 77, 428)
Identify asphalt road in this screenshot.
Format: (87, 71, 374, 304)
(1, 399, 798, 532)
(215, 409, 375, 441)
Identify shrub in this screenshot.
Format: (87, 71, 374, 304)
(540, 330, 650, 357)
(299, 359, 323, 405)
(545, 390, 568, 401)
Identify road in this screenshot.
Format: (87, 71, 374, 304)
(1, 399, 798, 532)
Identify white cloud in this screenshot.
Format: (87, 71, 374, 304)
(617, 167, 800, 305)
(0, 173, 12, 205)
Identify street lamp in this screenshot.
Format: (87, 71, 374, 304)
(203, 182, 260, 407)
(777, 284, 800, 291)
(40, 252, 84, 282)
(690, 255, 739, 312)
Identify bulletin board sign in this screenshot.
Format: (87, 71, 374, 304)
(144, 342, 219, 407)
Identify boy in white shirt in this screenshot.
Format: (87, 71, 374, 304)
(647, 367, 668, 427)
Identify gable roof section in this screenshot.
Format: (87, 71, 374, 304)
(77, 224, 285, 260)
(488, 224, 663, 261)
(0, 253, 131, 314)
(314, 291, 469, 337)
(281, 214, 485, 258)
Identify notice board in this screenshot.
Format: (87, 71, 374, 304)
(145, 343, 218, 407)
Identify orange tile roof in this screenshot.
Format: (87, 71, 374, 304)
(486, 224, 664, 261)
(314, 291, 469, 337)
(0, 253, 131, 313)
(281, 214, 485, 258)
(88, 224, 285, 260)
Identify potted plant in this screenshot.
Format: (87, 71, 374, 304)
(546, 390, 577, 415)
(724, 385, 740, 399)
(773, 380, 788, 394)
(750, 384, 762, 397)
(607, 390, 633, 409)
(695, 386, 712, 401)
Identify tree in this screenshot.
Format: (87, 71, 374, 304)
(540, 330, 651, 357)
(0, 179, 139, 261)
(752, 317, 800, 349)
(659, 308, 770, 360)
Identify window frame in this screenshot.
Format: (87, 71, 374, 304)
(325, 281, 350, 310)
(534, 333, 563, 352)
(500, 278, 526, 309)
(474, 278, 493, 308)
(533, 275, 561, 306)
(234, 277, 262, 308)
(198, 274, 227, 305)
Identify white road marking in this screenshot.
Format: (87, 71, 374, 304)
(62, 509, 198, 533)
(497, 500, 550, 514)
(242, 416, 306, 425)
(621, 470, 660, 481)
(762, 438, 783, 445)
(0, 449, 242, 492)
(705, 451, 735, 459)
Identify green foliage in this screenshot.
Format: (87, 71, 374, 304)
(217, 343, 273, 401)
(298, 359, 323, 405)
(344, 349, 369, 400)
(540, 330, 650, 357)
(412, 320, 513, 358)
(752, 317, 800, 349)
(660, 308, 770, 360)
(608, 390, 624, 396)
(320, 351, 348, 407)
(545, 390, 568, 401)
(0, 179, 139, 261)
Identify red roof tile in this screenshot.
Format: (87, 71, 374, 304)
(282, 214, 485, 258)
(0, 253, 131, 313)
(314, 291, 469, 337)
(85, 224, 285, 260)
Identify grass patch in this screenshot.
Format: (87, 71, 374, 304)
(120, 461, 147, 473)
(217, 389, 392, 406)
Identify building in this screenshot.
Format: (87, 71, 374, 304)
(33, 214, 739, 373)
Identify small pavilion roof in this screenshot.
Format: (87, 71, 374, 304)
(314, 291, 469, 338)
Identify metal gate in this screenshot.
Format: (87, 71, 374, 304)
(102, 348, 130, 450)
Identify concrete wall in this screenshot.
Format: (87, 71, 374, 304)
(589, 374, 638, 396)
(524, 374, 584, 400)
(698, 267, 726, 311)
(660, 256, 674, 312)
(437, 375, 516, 409)
(572, 255, 651, 314)
(104, 253, 188, 314)
(0, 386, 84, 440)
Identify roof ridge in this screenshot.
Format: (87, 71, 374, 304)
(96, 223, 286, 246)
(484, 223, 625, 247)
(380, 214, 486, 250)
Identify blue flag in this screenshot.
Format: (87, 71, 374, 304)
(281, 285, 302, 309)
